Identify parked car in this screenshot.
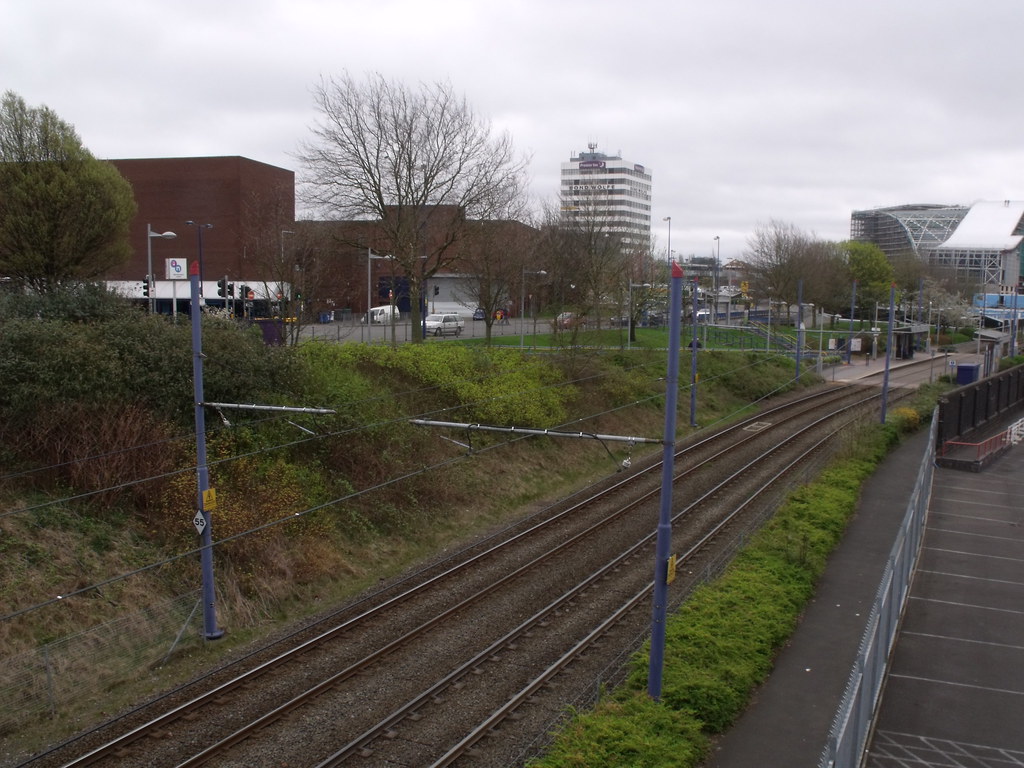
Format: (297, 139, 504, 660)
(555, 312, 586, 330)
(472, 307, 486, 321)
(424, 313, 465, 336)
(362, 305, 400, 324)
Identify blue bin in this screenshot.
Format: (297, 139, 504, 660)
(956, 363, 979, 385)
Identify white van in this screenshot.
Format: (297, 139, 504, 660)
(363, 305, 400, 324)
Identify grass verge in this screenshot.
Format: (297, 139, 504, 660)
(528, 411, 919, 767)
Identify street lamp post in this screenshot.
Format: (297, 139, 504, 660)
(281, 229, 296, 329)
(520, 268, 547, 349)
(663, 216, 672, 261)
(365, 248, 390, 339)
(147, 224, 177, 313)
(280, 229, 295, 262)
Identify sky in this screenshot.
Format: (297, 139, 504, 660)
(4, 0, 1023, 263)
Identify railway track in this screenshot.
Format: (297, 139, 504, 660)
(19, 382, 897, 768)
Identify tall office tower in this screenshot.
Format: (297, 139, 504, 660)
(560, 143, 652, 249)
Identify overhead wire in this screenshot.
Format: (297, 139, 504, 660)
(0, 349, 672, 520)
(2, 347, 810, 626)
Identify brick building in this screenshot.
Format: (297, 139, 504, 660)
(107, 156, 294, 310)
(104, 156, 536, 321)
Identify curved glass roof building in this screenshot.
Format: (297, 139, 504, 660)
(851, 202, 1024, 291)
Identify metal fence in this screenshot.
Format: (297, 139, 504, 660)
(818, 413, 936, 768)
(937, 364, 1024, 446)
(0, 591, 202, 737)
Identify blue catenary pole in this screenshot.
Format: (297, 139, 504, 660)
(190, 261, 224, 640)
(690, 277, 699, 427)
(648, 260, 683, 700)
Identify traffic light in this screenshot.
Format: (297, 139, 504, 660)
(217, 278, 227, 297)
(227, 282, 235, 297)
(142, 276, 150, 297)
(239, 285, 250, 300)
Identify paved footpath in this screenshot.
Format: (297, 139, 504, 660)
(702, 429, 932, 767)
(865, 433, 1024, 766)
(703, 392, 1024, 767)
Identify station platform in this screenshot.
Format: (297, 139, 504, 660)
(704, 380, 1024, 767)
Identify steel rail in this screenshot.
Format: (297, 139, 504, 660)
(44, 385, 873, 768)
(428, 404, 869, 767)
(312, 394, 880, 767)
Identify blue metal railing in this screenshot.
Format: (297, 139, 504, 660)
(819, 412, 937, 768)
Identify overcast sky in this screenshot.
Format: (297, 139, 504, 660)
(4, 0, 1022, 262)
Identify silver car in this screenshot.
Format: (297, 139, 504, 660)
(424, 313, 464, 336)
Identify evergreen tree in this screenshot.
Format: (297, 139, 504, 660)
(0, 91, 136, 292)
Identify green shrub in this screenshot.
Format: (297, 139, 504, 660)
(528, 694, 707, 768)
(535, 425, 894, 766)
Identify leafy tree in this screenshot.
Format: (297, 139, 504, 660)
(840, 240, 894, 318)
(0, 91, 136, 292)
(296, 73, 530, 341)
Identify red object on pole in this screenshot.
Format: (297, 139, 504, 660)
(671, 260, 684, 279)
(190, 260, 200, 276)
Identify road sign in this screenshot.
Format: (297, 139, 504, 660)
(166, 258, 188, 280)
(193, 511, 207, 534)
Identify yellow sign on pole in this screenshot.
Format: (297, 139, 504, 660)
(202, 488, 217, 511)
(666, 554, 677, 584)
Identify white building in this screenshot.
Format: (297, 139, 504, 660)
(931, 200, 1024, 292)
(851, 200, 1024, 292)
(559, 143, 652, 248)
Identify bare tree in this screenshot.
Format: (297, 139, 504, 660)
(454, 219, 538, 343)
(238, 186, 310, 342)
(744, 220, 848, 322)
(296, 73, 531, 340)
(536, 196, 633, 331)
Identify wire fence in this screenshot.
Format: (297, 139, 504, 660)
(0, 590, 202, 737)
(819, 413, 936, 768)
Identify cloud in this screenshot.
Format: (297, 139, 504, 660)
(5, 0, 1023, 261)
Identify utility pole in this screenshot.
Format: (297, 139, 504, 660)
(189, 260, 223, 641)
(648, 259, 684, 701)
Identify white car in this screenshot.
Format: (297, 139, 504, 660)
(424, 313, 464, 337)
